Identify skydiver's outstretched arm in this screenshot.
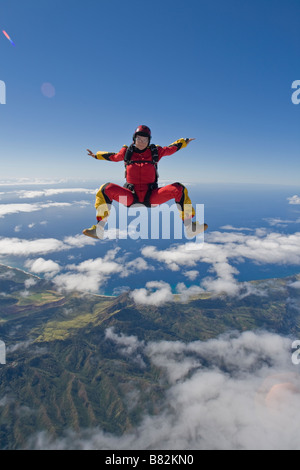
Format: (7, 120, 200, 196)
(86, 146, 127, 162)
(87, 139, 195, 162)
(157, 138, 195, 160)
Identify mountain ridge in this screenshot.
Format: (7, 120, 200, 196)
(0, 264, 300, 448)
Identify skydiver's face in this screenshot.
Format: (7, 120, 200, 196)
(135, 135, 149, 151)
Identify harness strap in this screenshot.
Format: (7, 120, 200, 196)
(123, 182, 139, 204)
(124, 144, 159, 182)
(123, 182, 158, 208)
(126, 160, 156, 165)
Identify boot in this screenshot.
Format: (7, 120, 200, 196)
(184, 219, 208, 238)
(82, 219, 106, 239)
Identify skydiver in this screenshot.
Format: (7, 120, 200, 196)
(83, 125, 207, 239)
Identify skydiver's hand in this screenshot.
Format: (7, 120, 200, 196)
(87, 149, 96, 158)
(185, 138, 195, 145)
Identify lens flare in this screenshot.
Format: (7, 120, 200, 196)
(41, 82, 56, 98)
(2, 30, 15, 46)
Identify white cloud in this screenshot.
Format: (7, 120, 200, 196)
(70, 258, 122, 276)
(220, 225, 253, 231)
(112, 285, 130, 296)
(0, 203, 41, 218)
(264, 217, 299, 227)
(183, 270, 199, 281)
(53, 272, 102, 292)
(0, 235, 96, 257)
(0, 237, 69, 256)
(0, 235, 148, 294)
(53, 250, 124, 293)
(130, 280, 174, 306)
(0, 202, 71, 218)
(7, 340, 33, 353)
(129, 280, 204, 305)
(255, 228, 268, 236)
(24, 278, 37, 289)
(120, 256, 152, 278)
(18, 188, 96, 199)
(62, 234, 96, 248)
(201, 261, 240, 296)
(53, 272, 97, 292)
(0, 178, 68, 186)
(141, 245, 197, 272)
(176, 282, 204, 301)
(141, 242, 239, 296)
(141, 231, 300, 296)
(25, 258, 61, 277)
(27, 330, 300, 450)
(214, 231, 300, 265)
(289, 280, 300, 289)
(287, 195, 300, 205)
(105, 327, 146, 368)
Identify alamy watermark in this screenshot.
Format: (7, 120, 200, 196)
(0, 80, 6, 104)
(0, 340, 6, 365)
(99, 200, 205, 246)
(292, 340, 300, 365)
(291, 80, 300, 105)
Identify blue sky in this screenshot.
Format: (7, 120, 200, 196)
(1, 0, 300, 184)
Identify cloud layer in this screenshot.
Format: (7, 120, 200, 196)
(0, 234, 95, 256)
(0, 202, 72, 218)
(138, 230, 300, 299)
(2, 228, 300, 301)
(1, 186, 300, 302)
(28, 329, 300, 450)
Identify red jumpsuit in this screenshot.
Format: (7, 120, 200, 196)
(94, 138, 195, 221)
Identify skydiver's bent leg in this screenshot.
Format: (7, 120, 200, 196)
(149, 183, 195, 220)
(95, 183, 135, 221)
(83, 183, 135, 239)
(149, 183, 208, 237)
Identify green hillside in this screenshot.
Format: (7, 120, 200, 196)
(0, 264, 299, 449)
